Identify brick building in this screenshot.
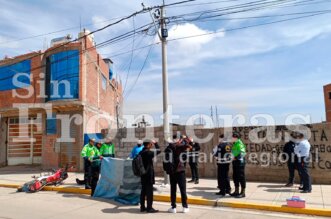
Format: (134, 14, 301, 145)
(324, 83, 331, 123)
(0, 30, 123, 170)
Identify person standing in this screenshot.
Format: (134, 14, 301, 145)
(80, 138, 98, 189)
(213, 134, 232, 196)
(230, 132, 247, 198)
(187, 137, 201, 184)
(168, 135, 192, 214)
(140, 140, 161, 213)
(90, 141, 102, 196)
(294, 132, 312, 193)
(130, 140, 144, 159)
(100, 137, 115, 157)
(283, 132, 299, 187)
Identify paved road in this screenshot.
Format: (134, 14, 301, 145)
(0, 188, 327, 219)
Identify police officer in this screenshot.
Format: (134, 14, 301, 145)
(283, 132, 299, 187)
(80, 138, 98, 189)
(90, 141, 103, 196)
(213, 134, 232, 196)
(230, 132, 247, 198)
(187, 137, 201, 184)
(100, 137, 115, 157)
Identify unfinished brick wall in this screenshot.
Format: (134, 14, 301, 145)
(111, 123, 331, 184)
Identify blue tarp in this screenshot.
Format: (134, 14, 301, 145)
(93, 157, 141, 205)
(47, 50, 79, 101)
(0, 60, 31, 91)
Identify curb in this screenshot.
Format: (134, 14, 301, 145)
(0, 183, 330, 217)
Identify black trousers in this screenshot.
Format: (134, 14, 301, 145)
(287, 162, 296, 184)
(140, 183, 154, 210)
(170, 171, 188, 208)
(296, 157, 312, 191)
(189, 161, 199, 181)
(83, 158, 92, 188)
(217, 163, 231, 193)
(232, 160, 246, 189)
(90, 165, 100, 196)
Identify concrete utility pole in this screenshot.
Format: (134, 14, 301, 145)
(160, 1, 170, 185)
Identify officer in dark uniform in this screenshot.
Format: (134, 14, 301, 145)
(187, 137, 201, 184)
(213, 134, 232, 196)
(283, 132, 300, 187)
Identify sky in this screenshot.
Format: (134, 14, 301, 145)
(1, 0, 331, 127)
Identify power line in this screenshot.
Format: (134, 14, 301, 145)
(124, 43, 155, 99)
(167, 11, 331, 42)
(108, 10, 330, 58)
(0, 15, 130, 45)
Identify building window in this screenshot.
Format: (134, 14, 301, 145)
(102, 74, 107, 90)
(46, 50, 79, 101)
(0, 60, 31, 91)
(46, 116, 57, 135)
(329, 92, 331, 100)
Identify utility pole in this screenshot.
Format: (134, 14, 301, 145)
(160, 1, 170, 186)
(161, 3, 170, 143)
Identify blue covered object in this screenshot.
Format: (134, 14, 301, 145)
(93, 157, 141, 205)
(0, 60, 31, 91)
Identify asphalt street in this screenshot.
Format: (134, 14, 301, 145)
(0, 188, 328, 219)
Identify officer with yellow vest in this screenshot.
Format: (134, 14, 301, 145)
(230, 132, 247, 198)
(100, 137, 115, 157)
(80, 138, 99, 189)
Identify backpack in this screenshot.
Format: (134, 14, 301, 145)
(132, 153, 147, 177)
(163, 145, 176, 174)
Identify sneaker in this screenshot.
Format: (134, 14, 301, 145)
(168, 207, 177, 213)
(182, 207, 190, 213)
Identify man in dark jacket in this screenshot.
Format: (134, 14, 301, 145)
(213, 134, 232, 196)
(168, 135, 192, 214)
(187, 137, 201, 184)
(283, 132, 299, 187)
(140, 140, 161, 213)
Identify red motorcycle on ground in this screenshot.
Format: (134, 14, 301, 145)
(17, 165, 69, 193)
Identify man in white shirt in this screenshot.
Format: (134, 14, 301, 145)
(294, 132, 312, 193)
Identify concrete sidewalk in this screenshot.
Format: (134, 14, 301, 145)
(0, 166, 330, 216)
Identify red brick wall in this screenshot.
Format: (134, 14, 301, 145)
(324, 84, 331, 122)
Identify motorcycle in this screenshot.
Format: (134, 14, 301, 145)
(17, 165, 69, 193)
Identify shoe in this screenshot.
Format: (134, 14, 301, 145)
(299, 187, 304, 190)
(230, 187, 240, 197)
(235, 188, 246, 198)
(187, 180, 195, 183)
(194, 180, 199, 184)
(140, 207, 146, 212)
(235, 193, 246, 198)
(168, 207, 177, 213)
(215, 191, 225, 196)
(182, 207, 189, 213)
(226, 190, 232, 195)
(85, 185, 91, 189)
(284, 183, 294, 187)
(301, 190, 312, 193)
(146, 208, 159, 213)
